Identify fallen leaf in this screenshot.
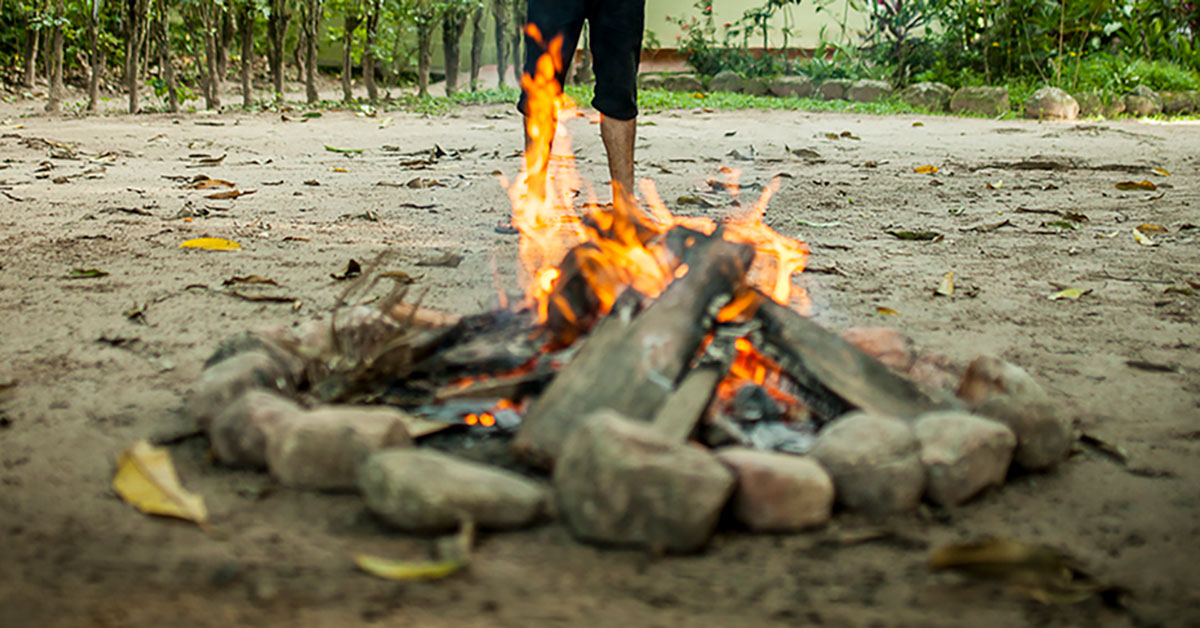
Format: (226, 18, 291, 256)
(914, 165, 938, 175)
(724, 130, 737, 137)
(1095, 230, 1120, 239)
(796, 219, 842, 228)
(1151, 167, 1170, 177)
(180, 237, 242, 251)
(1136, 223, 1167, 233)
(67, 267, 109, 279)
(839, 130, 860, 140)
(912, 121, 924, 127)
(986, 181, 1003, 189)
(191, 154, 226, 166)
(353, 554, 464, 581)
(222, 275, 279, 287)
(935, 271, 955, 296)
(205, 189, 256, 200)
(876, 306, 900, 316)
(415, 251, 464, 268)
(1164, 285, 1195, 296)
(1049, 287, 1092, 301)
(376, 180, 405, 187)
(1041, 220, 1077, 230)
(333, 167, 348, 173)
(379, 117, 393, 129)
(929, 538, 1119, 605)
(112, 439, 207, 524)
(304, 180, 320, 186)
(331, 259, 362, 280)
(1132, 229, 1157, 247)
(227, 291, 295, 303)
(960, 219, 1012, 233)
(325, 145, 364, 154)
(405, 177, 447, 189)
(379, 270, 417, 284)
(302, 112, 323, 119)
(1116, 180, 1156, 191)
(190, 178, 236, 190)
(887, 230, 942, 241)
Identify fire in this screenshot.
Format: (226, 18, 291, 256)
(506, 33, 810, 336)
(717, 338, 798, 406)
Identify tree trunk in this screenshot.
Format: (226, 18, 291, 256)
(154, 5, 179, 113)
(267, 0, 292, 101)
(302, 0, 321, 103)
(218, 8, 234, 82)
(201, 2, 222, 109)
(126, 0, 149, 113)
(294, 17, 307, 82)
(442, 9, 468, 96)
(510, 0, 523, 85)
(491, 0, 508, 88)
(86, 2, 105, 112)
(341, 12, 361, 102)
(239, 2, 254, 107)
(417, 18, 433, 98)
(45, 0, 65, 113)
(363, 1, 380, 101)
(469, 6, 484, 91)
(22, 22, 39, 88)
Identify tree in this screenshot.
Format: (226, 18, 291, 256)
(125, 0, 149, 113)
(194, 0, 224, 109)
(468, 3, 483, 90)
(237, 0, 256, 107)
(509, 0, 522, 85)
(362, 0, 382, 101)
(335, 0, 364, 101)
(151, 0, 179, 112)
(441, 1, 472, 95)
(490, 0, 509, 87)
(83, 0, 109, 111)
(266, 0, 293, 101)
(20, 0, 47, 88)
(44, 0, 64, 113)
(411, 0, 437, 97)
(299, 0, 323, 102)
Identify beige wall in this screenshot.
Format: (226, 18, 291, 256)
(644, 0, 868, 50)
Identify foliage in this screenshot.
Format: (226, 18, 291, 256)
(666, 0, 802, 78)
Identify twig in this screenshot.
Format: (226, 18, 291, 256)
(1086, 270, 1172, 285)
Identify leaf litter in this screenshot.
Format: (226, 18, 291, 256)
(113, 439, 208, 525)
(928, 538, 1125, 605)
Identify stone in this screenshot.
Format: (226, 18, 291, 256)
(553, 410, 734, 553)
(709, 70, 745, 94)
(743, 77, 770, 97)
(209, 390, 307, 469)
(810, 411, 925, 514)
(840, 327, 915, 372)
(638, 74, 665, 90)
(816, 79, 853, 101)
(714, 447, 833, 532)
(188, 351, 293, 430)
(663, 73, 704, 93)
(1023, 87, 1079, 120)
(359, 449, 548, 532)
(907, 353, 960, 393)
(1073, 90, 1103, 117)
(899, 82, 953, 111)
(846, 79, 892, 103)
(1161, 90, 1200, 115)
(1123, 85, 1163, 117)
(958, 356, 1072, 470)
(267, 405, 414, 491)
(769, 76, 814, 99)
(949, 86, 1010, 116)
(913, 411, 1016, 506)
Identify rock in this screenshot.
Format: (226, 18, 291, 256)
(1104, 98, 1128, 118)
(709, 70, 745, 94)
(1123, 85, 1163, 117)
(913, 411, 1016, 506)
(907, 353, 960, 393)
(554, 410, 734, 553)
(810, 411, 925, 514)
(949, 86, 1010, 116)
(769, 76, 814, 99)
(743, 77, 770, 97)
(840, 327, 915, 372)
(204, 329, 306, 382)
(210, 390, 307, 469)
(899, 82, 953, 111)
(1023, 87, 1079, 120)
(638, 74, 665, 90)
(1161, 90, 1199, 115)
(816, 79, 853, 101)
(360, 449, 548, 532)
(188, 351, 294, 430)
(958, 356, 1072, 470)
(1073, 90, 1125, 117)
(714, 447, 833, 532)
(663, 73, 704, 93)
(267, 405, 414, 491)
(847, 79, 892, 103)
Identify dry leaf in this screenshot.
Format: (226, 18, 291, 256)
(190, 178, 236, 190)
(935, 271, 955, 296)
(1115, 180, 1156, 191)
(876, 306, 901, 316)
(353, 554, 464, 581)
(112, 439, 207, 524)
(912, 121, 924, 127)
(1136, 223, 1167, 233)
(180, 237, 242, 251)
(1095, 230, 1120, 239)
(1049, 287, 1092, 301)
(929, 538, 1120, 605)
(985, 181, 1003, 190)
(1132, 229, 1157, 247)
(1152, 167, 1170, 177)
(914, 165, 939, 174)
(222, 275, 279, 286)
(206, 189, 255, 200)
(333, 167, 348, 173)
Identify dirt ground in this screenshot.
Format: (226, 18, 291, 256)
(1, 84, 1198, 627)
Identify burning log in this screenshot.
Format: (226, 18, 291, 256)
(513, 234, 756, 469)
(753, 296, 961, 420)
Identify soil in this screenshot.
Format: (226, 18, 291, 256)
(1, 82, 1198, 627)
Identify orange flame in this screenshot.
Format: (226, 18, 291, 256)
(717, 337, 798, 405)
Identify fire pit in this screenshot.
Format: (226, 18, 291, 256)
(185, 42, 1074, 554)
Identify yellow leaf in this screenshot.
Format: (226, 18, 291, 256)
(113, 439, 207, 524)
(876, 306, 901, 316)
(379, 117, 393, 129)
(180, 237, 242, 251)
(985, 181, 1003, 190)
(935, 270, 955, 296)
(1132, 229, 1157, 247)
(912, 121, 924, 127)
(333, 167, 348, 173)
(1115, 180, 1157, 191)
(1136, 223, 1167, 233)
(1152, 167, 1170, 177)
(1049, 288, 1091, 301)
(914, 165, 938, 174)
(353, 554, 464, 581)
(1095, 230, 1120, 239)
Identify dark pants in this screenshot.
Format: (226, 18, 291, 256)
(516, 0, 646, 121)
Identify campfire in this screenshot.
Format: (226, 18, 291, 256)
(189, 34, 1074, 554)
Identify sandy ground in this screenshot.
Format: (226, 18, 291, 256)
(1, 82, 1199, 627)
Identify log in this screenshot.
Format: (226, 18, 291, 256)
(652, 364, 722, 443)
(513, 234, 755, 469)
(754, 296, 961, 420)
